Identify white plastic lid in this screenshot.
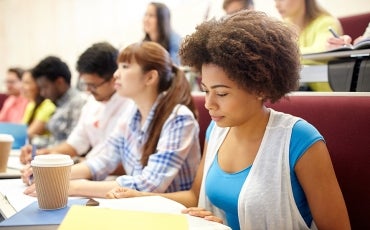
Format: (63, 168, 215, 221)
(0, 134, 14, 142)
(31, 154, 73, 167)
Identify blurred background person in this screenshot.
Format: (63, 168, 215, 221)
(223, 0, 254, 15)
(23, 41, 201, 198)
(143, 2, 182, 65)
(326, 22, 370, 49)
(31, 56, 86, 146)
(275, 0, 343, 91)
(21, 70, 56, 141)
(20, 42, 134, 164)
(0, 67, 28, 123)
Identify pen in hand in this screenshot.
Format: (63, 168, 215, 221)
(328, 27, 352, 48)
(28, 145, 36, 186)
(328, 27, 340, 38)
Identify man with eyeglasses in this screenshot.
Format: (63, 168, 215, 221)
(20, 42, 134, 164)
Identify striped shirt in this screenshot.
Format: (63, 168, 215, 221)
(85, 102, 201, 192)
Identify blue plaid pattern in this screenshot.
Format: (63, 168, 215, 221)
(86, 103, 201, 192)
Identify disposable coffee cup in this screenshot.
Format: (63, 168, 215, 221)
(31, 154, 73, 210)
(0, 134, 14, 172)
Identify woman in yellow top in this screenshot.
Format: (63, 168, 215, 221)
(21, 70, 56, 141)
(275, 0, 343, 91)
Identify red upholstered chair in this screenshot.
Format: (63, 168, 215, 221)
(339, 12, 370, 40)
(192, 91, 370, 229)
(266, 92, 370, 230)
(0, 93, 8, 110)
(192, 92, 210, 153)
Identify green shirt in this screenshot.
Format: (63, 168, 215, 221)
(290, 14, 342, 91)
(299, 14, 342, 55)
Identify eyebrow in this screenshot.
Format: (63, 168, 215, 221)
(201, 82, 232, 89)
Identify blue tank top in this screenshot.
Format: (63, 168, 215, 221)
(205, 120, 323, 230)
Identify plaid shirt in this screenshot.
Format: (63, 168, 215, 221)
(86, 103, 201, 192)
(47, 88, 87, 145)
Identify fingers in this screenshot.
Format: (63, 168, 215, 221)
(182, 207, 224, 224)
(19, 144, 32, 164)
(105, 187, 140, 199)
(106, 187, 119, 199)
(105, 187, 121, 199)
(204, 215, 224, 224)
(23, 183, 37, 197)
(326, 35, 353, 50)
(328, 35, 352, 45)
(37, 148, 50, 155)
(105, 192, 115, 199)
(342, 35, 352, 44)
(20, 145, 50, 164)
(182, 207, 213, 216)
(20, 164, 33, 185)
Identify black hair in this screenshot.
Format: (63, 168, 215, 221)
(8, 67, 25, 80)
(143, 2, 172, 52)
(76, 42, 118, 80)
(32, 56, 71, 85)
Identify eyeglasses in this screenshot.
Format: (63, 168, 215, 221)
(4, 80, 19, 85)
(79, 78, 110, 92)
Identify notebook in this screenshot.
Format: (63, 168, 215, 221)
(59, 205, 188, 230)
(0, 168, 21, 179)
(0, 198, 88, 227)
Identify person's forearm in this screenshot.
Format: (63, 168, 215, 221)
(70, 162, 92, 180)
(48, 142, 78, 157)
(27, 121, 47, 138)
(137, 190, 198, 208)
(69, 180, 120, 198)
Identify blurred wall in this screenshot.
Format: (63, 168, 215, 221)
(1, 0, 369, 91)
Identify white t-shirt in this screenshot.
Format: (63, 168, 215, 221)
(67, 93, 134, 157)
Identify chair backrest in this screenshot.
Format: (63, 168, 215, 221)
(192, 91, 370, 229)
(192, 92, 209, 153)
(339, 13, 370, 40)
(0, 93, 8, 110)
(0, 122, 28, 149)
(266, 92, 370, 230)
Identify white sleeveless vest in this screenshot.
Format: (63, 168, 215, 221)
(198, 109, 317, 230)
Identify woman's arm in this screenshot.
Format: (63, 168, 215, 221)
(107, 141, 208, 208)
(69, 179, 120, 198)
(27, 120, 47, 138)
(295, 141, 351, 229)
(70, 162, 93, 180)
(300, 16, 343, 54)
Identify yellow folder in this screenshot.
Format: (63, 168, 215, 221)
(58, 205, 188, 230)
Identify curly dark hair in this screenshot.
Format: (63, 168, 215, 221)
(76, 42, 118, 80)
(32, 56, 71, 85)
(179, 10, 301, 103)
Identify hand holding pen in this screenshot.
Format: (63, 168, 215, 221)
(20, 145, 36, 185)
(327, 27, 352, 49)
(328, 27, 340, 38)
